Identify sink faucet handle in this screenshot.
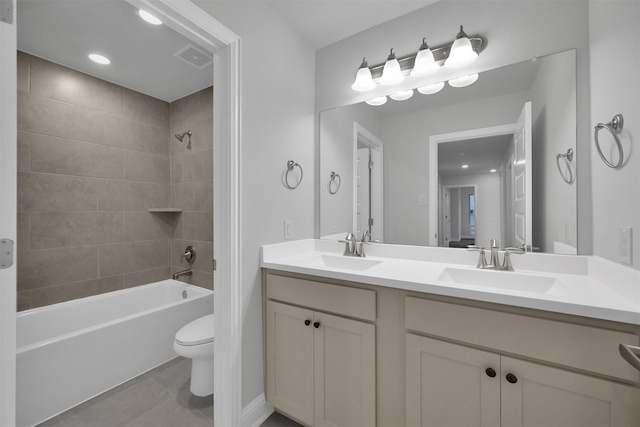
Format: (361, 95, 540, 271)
(339, 233, 357, 256)
(468, 245, 487, 269)
(502, 247, 525, 271)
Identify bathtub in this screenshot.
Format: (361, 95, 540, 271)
(16, 279, 213, 427)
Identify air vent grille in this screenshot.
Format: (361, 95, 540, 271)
(174, 44, 213, 70)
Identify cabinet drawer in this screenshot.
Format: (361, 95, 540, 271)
(266, 273, 376, 321)
(405, 296, 640, 382)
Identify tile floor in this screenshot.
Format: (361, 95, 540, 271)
(34, 356, 301, 427)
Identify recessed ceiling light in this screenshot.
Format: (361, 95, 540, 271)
(89, 54, 110, 65)
(461, 164, 469, 169)
(490, 169, 497, 173)
(138, 9, 162, 25)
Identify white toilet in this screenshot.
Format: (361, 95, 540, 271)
(173, 314, 214, 397)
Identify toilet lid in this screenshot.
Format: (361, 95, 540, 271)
(175, 314, 214, 346)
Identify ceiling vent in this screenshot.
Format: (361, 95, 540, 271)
(174, 44, 213, 70)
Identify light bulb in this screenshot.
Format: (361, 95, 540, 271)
(138, 9, 162, 25)
(444, 25, 479, 68)
(410, 38, 440, 77)
(417, 81, 445, 95)
(448, 73, 479, 88)
(379, 49, 404, 86)
(351, 58, 376, 91)
(389, 90, 414, 101)
(89, 53, 110, 65)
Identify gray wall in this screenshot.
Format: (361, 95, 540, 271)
(16, 52, 213, 310)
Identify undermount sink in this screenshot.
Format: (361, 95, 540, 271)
(438, 267, 562, 294)
(306, 254, 383, 271)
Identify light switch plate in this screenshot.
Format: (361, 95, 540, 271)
(284, 219, 293, 240)
(619, 227, 632, 265)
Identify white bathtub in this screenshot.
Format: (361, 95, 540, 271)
(16, 279, 213, 427)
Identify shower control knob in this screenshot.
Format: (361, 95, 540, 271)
(313, 321, 320, 328)
(304, 319, 311, 326)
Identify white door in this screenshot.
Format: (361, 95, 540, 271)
(356, 147, 370, 237)
(0, 1, 18, 424)
(513, 102, 532, 250)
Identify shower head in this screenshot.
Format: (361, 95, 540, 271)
(175, 130, 192, 142)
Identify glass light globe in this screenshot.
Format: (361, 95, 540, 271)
(389, 90, 414, 101)
(417, 81, 445, 94)
(444, 26, 479, 68)
(410, 39, 440, 77)
(448, 73, 479, 88)
(365, 96, 388, 106)
(351, 58, 376, 91)
(379, 49, 404, 86)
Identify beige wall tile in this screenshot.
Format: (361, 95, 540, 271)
(123, 88, 170, 127)
(124, 267, 171, 288)
(182, 212, 214, 242)
(170, 155, 183, 184)
(29, 55, 124, 115)
(125, 212, 172, 242)
(171, 214, 184, 239)
(97, 180, 169, 211)
(17, 212, 29, 252)
(171, 180, 213, 212)
(17, 131, 30, 172)
(169, 118, 213, 157)
(18, 172, 98, 211)
(17, 51, 30, 93)
(30, 134, 124, 179)
(18, 92, 99, 142)
(17, 246, 99, 290)
(183, 149, 213, 182)
(124, 151, 170, 183)
(99, 240, 169, 276)
(30, 212, 124, 249)
(29, 275, 124, 309)
(169, 87, 213, 126)
(190, 270, 213, 291)
(98, 113, 169, 155)
(17, 291, 31, 312)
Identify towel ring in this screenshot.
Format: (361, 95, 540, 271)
(555, 148, 575, 184)
(594, 114, 624, 169)
(329, 171, 341, 195)
(284, 160, 303, 189)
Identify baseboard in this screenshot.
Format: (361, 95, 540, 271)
(242, 393, 274, 427)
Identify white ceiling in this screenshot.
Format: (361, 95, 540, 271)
(16, 0, 437, 102)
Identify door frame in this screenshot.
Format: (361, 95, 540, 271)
(428, 124, 516, 247)
(1, 1, 244, 425)
(353, 122, 384, 242)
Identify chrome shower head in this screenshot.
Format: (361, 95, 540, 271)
(174, 130, 192, 142)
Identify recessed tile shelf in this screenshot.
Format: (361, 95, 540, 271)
(148, 208, 183, 213)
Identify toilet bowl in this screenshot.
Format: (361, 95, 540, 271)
(173, 314, 214, 397)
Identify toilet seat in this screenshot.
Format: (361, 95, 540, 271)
(175, 314, 214, 346)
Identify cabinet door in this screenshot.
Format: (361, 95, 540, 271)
(501, 356, 640, 427)
(314, 311, 376, 427)
(405, 334, 501, 427)
(265, 301, 315, 426)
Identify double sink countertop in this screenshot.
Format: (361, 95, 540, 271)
(261, 239, 640, 325)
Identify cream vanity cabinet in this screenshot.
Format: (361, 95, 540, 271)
(405, 296, 640, 427)
(263, 271, 376, 427)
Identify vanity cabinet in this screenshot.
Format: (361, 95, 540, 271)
(405, 296, 640, 427)
(264, 272, 376, 427)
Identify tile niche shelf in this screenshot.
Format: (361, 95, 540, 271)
(148, 208, 183, 213)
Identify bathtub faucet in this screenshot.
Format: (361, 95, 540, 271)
(172, 269, 192, 280)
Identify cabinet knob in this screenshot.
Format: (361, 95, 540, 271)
(506, 373, 518, 384)
(485, 367, 497, 378)
(313, 321, 320, 328)
(304, 319, 311, 326)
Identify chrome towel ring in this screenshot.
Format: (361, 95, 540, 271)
(284, 160, 303, 189)
(555, 148, 575, 184)
(329, 171, 341, 195)
(594, 114, 624, 169)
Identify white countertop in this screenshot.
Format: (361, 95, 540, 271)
(261, 239, 640, 325)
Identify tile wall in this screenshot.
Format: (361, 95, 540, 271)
(16, 52, 213, 310)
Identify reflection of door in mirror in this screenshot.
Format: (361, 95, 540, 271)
(441, 186, 477, 248)
(354, 123, 383, 242)
(512, 102, 532, 249)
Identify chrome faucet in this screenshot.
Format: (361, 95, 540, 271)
(357, 230, 371, 257)
(468, 239, 525, 271)
(340, 231, 371, 257)
(172, 269, 192, 280)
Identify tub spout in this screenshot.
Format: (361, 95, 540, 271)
(172, 269, 192, 280)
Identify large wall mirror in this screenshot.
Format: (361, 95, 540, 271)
(320, 49, 577, 254)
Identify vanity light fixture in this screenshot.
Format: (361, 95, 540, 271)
(351, 58, 376, 91)
(89, 53, 110, 65)
(379, 49, 404, 86)
(389, 89, 414, 101)
(448, 73, 479, 88)
(350, 26, 484, 94)
(365, 96, 388, 106)
(444, 25, 479, 68)
(138, 9, 163, 25)
(417, 81, 445, 95)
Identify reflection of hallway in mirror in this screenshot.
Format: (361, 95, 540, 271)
(442, 186, 476, 248)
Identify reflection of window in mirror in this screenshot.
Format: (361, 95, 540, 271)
(469, 194, 476, 236)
